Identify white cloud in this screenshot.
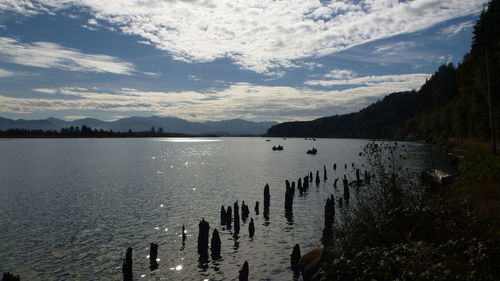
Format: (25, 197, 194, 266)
(87, 18, 98, 25)
(0, 0, 484, 74)
(373, 41, 419, 55)
(441, 20, 474, 37)
(0, 37, 135, 75)
(0, 73, 430, 121)
(0, 68, 16, 77)
(305, 73, 430, 87)
(324, 69, 357, 80)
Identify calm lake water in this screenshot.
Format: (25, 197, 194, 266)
(0, 137, 439, 280)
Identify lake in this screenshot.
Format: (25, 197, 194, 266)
(0, 137, 438, 280)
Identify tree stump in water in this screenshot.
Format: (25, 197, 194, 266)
(211, 229, 221, 259)
(239, 261, 249, 281)
(197, 219, 210, 256)
(149, 243, 159, 271)
(122, 247, 133, 281)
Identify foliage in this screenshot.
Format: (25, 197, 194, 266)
(314, 145, 500, 280)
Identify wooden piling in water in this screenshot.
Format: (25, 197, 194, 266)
(149, 243, 159, 271)
(226, 206, 232, 229)
(249, 218, 255, 238)
(291, 244, 301, 272)
(333, 163, 337, 170)
(241, 201, 250, 222)
(239, 261, 249, 281)
(333, 177, 339, 189)
(254, 201, 259, 215)
(197, 219, 210, 256)
(323, 165, 327, 181)
(211, 229, 221, 259)
(285, 181, 294, 211)
(234, 201, 240, 235)
(122, 247, 133, 281)
(315, 171, 320, 185)
(322, 195, 334, 244)
(221, 205, 227, 226)
(309, 172, 313, 182)
(264, 183, 270, 218)
(182, 224, 186, 242)
(343, 176, 350, 202)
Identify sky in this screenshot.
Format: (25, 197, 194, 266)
(0, 0, 487, 122)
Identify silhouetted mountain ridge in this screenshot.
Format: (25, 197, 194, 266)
(0, 116, 277, 136)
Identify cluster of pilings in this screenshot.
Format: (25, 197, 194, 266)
(118, 157, 376, 281)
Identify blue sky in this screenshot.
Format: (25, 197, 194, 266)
(0, 0, 486, 122)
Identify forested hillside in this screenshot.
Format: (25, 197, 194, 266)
(268, 0, 499, 144)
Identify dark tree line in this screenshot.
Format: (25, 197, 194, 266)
(268, 0, 499, 145)
(0, 125, 189, 138)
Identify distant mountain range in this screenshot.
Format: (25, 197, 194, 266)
(0, 116, 277, 136)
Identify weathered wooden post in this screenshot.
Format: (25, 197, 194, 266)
(343, 176, 350, 202)
(226, 206, 232, 229)
(333, 163, 337, 170)
(234, 201, 240, 235)
(291, 244, 301, 273)
(241, 201, 250, 222)
(149, 243, 159, 271)
(323, 165, 328, 181)
(239, 261, 249, 281)
(221, 205, 227, 226)
(197, 219, 210, 256)
(344, 164, 347, 169)
(315, 171, 320, 185)
(285, 182, 293, 210)
(309, 172, 313, 182)
(254, 201, 259, 215)
(122, 247, 133, 281)
(322, 196, 334, 244)
(211, 229, 221, 259)
(249, 218, 255, 238)
(264, 183, 270, 219)
(333, 177, 339, 189)
(182, 224, 186, 242)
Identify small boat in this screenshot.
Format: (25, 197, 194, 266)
(306, 148, 317, 155)
(265, 139, 271, 142)
(272, 145, 284, 151)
